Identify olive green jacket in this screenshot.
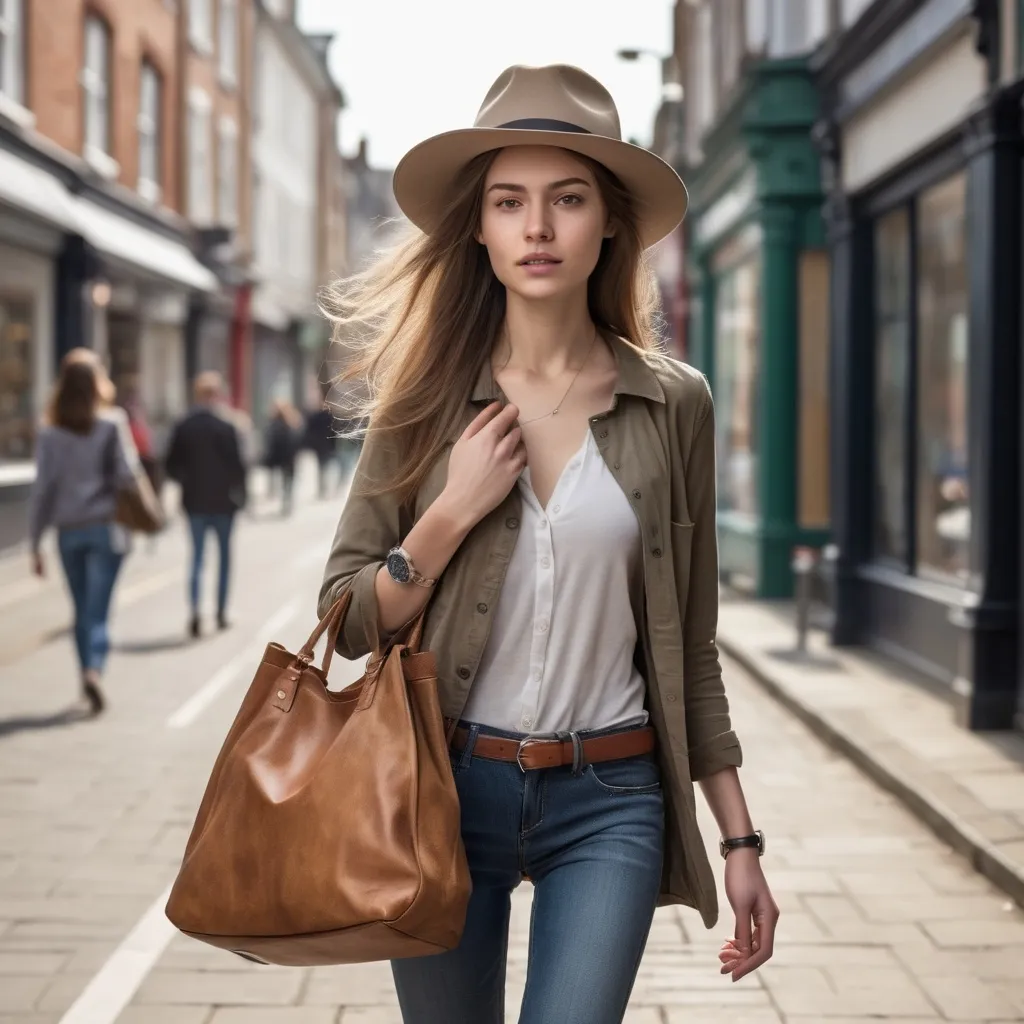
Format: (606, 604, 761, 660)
(319, 336, 743, 928)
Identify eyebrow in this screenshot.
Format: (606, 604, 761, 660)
(486, 177, 593, 194)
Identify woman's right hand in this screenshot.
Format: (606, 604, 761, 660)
(441, 401, 526, 529)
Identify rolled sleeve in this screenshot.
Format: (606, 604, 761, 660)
(682, 385, 744, 782)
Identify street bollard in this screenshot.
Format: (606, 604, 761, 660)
(792, 546, 817, 656)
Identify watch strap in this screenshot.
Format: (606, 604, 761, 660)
(720, 830, 765, 859)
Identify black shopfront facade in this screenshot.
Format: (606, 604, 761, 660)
(816, 0, 1023, 731)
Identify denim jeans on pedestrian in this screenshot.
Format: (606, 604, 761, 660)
(57, 523, 126, 674)
(390, 720, 665, 1024)
(187, 513, 235, 616)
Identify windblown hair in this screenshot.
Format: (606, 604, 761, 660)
(47, 348, 115, 434)
(320, 147, 663, 504)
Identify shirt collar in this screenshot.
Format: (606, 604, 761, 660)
(470, 332, 665, 405)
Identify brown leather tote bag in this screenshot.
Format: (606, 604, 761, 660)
(164, 589, 471, 966)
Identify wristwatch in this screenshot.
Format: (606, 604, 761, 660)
(385, 546, 437, 588)
(719, 830, 765, 860)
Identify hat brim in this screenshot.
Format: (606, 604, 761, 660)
(392, 127, 688, 250)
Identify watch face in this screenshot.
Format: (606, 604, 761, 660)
(386, 551, 411, 584)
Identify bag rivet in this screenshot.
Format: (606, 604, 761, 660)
(277, 690, 286, 699)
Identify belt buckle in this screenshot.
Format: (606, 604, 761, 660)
(515, 735, 548, 772)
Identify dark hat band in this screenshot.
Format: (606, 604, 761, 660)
(494, 118, 593, 133)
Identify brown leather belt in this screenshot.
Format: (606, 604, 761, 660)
(449, 724, 656, 771)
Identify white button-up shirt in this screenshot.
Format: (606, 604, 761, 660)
(461, 429, 648, 735)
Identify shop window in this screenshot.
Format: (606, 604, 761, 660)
(0, 295, 34, 462)
(873, 207, 911, 564)
(916, 174, 969, 581)
(870, 171, 969, 583)
(0, 0, 25, 106)
(714, 252, 761, 520)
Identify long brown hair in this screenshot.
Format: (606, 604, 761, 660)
(47, 348, 116, 434)
(321, 146, 662, 503)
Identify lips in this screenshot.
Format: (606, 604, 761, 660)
(518, 253, 562, 266)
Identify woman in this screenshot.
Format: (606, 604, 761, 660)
(319, 65, 779, 1023)
(262, 399, 301, 516)
(28, 349, 141, 715)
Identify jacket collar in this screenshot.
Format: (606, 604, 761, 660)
(470, 332, 665, 405)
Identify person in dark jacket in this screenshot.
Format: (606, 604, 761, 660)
(165, 372, 247, 638)
(302, 405, 337, 498)
(262, 400, 301, 516)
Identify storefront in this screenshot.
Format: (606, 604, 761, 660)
(816, 0, 1021, 729)
(687, 58, 830, 597)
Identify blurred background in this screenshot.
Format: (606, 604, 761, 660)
(1, 1, 1023, 1022)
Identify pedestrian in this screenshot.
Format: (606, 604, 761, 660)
(302, 402, 338, 498)
(317, 65, 779, 1023)
(27, 348, 142, 715)
(165, 372, 247, 639)
(262, 399, 301, 516)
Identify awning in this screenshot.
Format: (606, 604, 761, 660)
(72, 198, 218, 294)
(0, 147, 79, 230)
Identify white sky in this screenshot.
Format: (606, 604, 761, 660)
(297, 0, 675, 169)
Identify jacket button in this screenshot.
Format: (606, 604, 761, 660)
(505, 517, 519, 529)
(632, 489, 642, 500)
(667, 693, 677, 702)
(599, 429, 609, 438)
(457, 666, 470, 679)
(652, 547, 662, 558)
(613, 461, 620, 470)
(476, 602, 488, 614)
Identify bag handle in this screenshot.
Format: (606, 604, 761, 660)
(296, 588, 352, 676)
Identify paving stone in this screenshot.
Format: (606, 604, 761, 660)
(115, 1009, 212, 1024)
(923, 918, 1024, 947)
(0, 951, 67, 974)
(208, 1010, 339, 1024)
(761, 964, 935, 1018)
(136, 969, 305, 1005)
(0, 975, 48, 1012)
(337, 1010, 402, 1024)
(916, 973, 1020, 1020)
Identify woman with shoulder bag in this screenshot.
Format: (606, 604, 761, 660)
(28, 349, 143, 715)
(319, 65, 779, 1024)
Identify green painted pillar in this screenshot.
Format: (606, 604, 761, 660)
(691, 255, 716, 387)
(757, 200, 799, 597)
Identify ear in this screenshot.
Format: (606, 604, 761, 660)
(603, 219, 617, 239)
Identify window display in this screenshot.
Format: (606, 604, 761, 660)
(0, 295, 33, 462)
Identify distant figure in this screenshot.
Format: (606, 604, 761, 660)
(262, 400, 301, 516)
(27, 348, 143, 715)
(165, 372, 247, 638)
(303, 404, 338, 498)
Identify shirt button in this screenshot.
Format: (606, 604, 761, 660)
(505, 517, 519, 529)
(539, 519, 547, 528)
(533, 668, 542, 681)
(522, 716, 533, 729)
(541, 556, 551, 569)
(476, 602, 488, 613)
(457, 666, 470, 679)
(537, 619, 549, 633)
(552, 504, 561, 514)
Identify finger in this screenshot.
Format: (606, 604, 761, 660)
(733, 908, 753, 957)
(731, 911, 778, 982)
(461, 401, 504, 439)
(489, 402, 521, 435)
(495, 425, 522, 457)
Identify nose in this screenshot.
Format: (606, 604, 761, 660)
(524, 202, 553, 243)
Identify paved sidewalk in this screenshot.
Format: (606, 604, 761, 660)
(717, 596, 1024, 912)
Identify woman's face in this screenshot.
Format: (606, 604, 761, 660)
(477, 145, 613, 301)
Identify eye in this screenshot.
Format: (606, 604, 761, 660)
(496, 197, 521, 209)
(557, 194, 583, 206)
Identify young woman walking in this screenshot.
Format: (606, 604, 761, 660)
(28, 349, 142, 714)
(319, 64, 779, 1024)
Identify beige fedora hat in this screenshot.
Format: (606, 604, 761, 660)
(392, 63, 688, 249)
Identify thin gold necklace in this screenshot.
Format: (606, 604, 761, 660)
(498, 329, 599, 427)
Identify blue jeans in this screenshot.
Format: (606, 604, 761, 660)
(391, 721, 664, 1024)
(57, 523, 126, 674)
(187, 513, 234, 616)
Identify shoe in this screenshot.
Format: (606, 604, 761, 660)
(189, 614, 201, 639)
(217, 613, 230, 631)
(82, 674, 105, 715)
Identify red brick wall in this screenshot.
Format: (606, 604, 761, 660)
(26, 0, 182, 212)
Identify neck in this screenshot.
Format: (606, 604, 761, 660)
(497, 291, 595, 375)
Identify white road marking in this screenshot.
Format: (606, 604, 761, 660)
(58, 883, 175, 1024)
(165, 597, 303, 729)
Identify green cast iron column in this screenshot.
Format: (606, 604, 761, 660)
(757, 200, 799, 597)
(694, 254, 716, 387)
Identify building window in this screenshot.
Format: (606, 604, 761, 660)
(81, 15, 111, 157)
(217, 116, 238, 226)
(0, 295, 34, 462)
(218, 0, 238, 86)
(870, 171, 969, 583)
(916, 173, 969, 581)
(714, 248, 762, 520)
(137, 61, 162, 203)
(187, 88, 213, 223)
(873, 206, 911, 564)
(189, 0, 213, 54)
(0, 0, 25, 105)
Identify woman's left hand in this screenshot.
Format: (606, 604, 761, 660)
(718, 848, 779, 982)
